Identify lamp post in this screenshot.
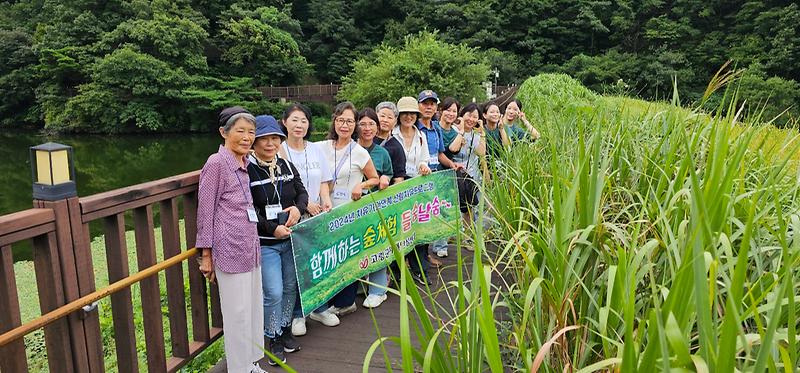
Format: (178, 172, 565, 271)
(492, 68, 499, 97)
(30, 142, 77, 201)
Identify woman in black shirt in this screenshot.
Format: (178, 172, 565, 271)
(248, 115, 308, 366)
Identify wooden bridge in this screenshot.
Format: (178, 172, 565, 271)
(208, 247, 474, 373)
(0, 168, 481, 373)
(0, 171, 222, 372)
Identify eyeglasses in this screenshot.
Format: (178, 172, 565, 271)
(335, 118, 355, 125)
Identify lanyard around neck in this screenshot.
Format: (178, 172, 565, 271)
(222, 151, 251, 203)
(284, 142, 310, 186)
(253, 160, 282, 205)
(333, 140, 353, 187)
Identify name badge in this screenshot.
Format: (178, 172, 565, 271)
(333, 188, 349, 201)
(265, 204, 282, 220)
(246, 208, 259, 223)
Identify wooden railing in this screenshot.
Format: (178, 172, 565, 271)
(0, 171, 223, 373)
(259, 84, 341, 104)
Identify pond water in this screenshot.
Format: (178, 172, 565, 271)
(0, 132, 324, 261)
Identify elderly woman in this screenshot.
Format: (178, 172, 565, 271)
(248, 115, 309, 366)
(375, 101, 408, 184)
(392, 96, 432, 285)
(318, 101, 380, 315)
(277, 103, 341, 334)
(356, 108, 395, 308)
(197, 106, 267, 373)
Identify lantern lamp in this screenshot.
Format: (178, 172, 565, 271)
(30, 142, 77, 201)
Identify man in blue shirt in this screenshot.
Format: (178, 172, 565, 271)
(417, 90, 458, 172)
(414, 90, 458, 275)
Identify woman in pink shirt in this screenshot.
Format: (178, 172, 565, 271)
(197, 106, 266, 373)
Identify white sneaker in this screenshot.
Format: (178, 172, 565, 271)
(309, 309, 340, 326)
(251, 362, 267, 373)
(291, 317, 306, 336)
(329, 303, 357, 316)
(362, 294, 387, 308)
(435, 249, 448, 258)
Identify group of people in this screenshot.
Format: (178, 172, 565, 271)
(195, 90, 539, 372)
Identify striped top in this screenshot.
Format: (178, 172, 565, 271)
(196, 145, 260, 273)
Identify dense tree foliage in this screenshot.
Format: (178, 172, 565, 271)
(1, 0, 798, 132)
(0, 0, 308, 132)
(338, 32, 489, 108)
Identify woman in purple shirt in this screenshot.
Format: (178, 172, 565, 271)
(197, 106, 267, 373)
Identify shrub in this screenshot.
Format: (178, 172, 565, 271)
(337, 31, 489, 108)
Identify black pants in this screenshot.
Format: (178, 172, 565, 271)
(331, 282, 358, 308)
(408, 244, 430, 276)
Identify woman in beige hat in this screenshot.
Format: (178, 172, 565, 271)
(391, 96, 432, 284)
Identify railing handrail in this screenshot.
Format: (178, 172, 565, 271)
(0, 247, 199, 347)
(0, 208, 55, 236)
(79, 170, 200, 217)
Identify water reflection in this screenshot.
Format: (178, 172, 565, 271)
(1, 132, 326, 261)
(1, 133, 221, 260)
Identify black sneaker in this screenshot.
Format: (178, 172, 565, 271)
(281, 326, 301, 353)
(268, 337, 286, 366)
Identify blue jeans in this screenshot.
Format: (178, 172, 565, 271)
(261, 240, 296, 339)
(368, 267, 389, 296)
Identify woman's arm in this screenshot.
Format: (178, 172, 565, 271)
(414, 136, 431, 176)
(475, 133, 487, 157)
(499, 122, 512, 148)
(438, 152, 457, 169)
(448, 134, 465, 153)
(196, 157, 221, 250)
(319, 182, 332, 212)
(361, 160, 380, 189)
(519, 111, 540, 140)
(353, 160, 380, 200)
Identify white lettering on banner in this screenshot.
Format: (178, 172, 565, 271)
(311, 252, 323, 279)
(323, 246, 338, 271)
(311, 235, 365, 281)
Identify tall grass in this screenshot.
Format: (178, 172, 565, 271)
(369, 73, 800, 372)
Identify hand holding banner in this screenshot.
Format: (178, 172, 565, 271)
(291, 170, 460, 315)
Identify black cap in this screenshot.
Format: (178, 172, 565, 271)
(218, 106, 252, 128)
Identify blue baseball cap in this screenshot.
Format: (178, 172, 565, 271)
(417, 90, 439, 103)
(254, 115, 286, 139)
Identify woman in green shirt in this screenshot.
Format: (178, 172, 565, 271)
(501, 99, 540, 143)
(356, 107, 394, 309)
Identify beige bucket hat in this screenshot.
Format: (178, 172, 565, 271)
(396, 96, 421, 113)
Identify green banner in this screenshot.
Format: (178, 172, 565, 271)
(291, 169, 460, 315)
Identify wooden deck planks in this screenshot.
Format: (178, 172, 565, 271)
(209, 245, 477, 373)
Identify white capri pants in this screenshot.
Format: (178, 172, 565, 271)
(216, 266, 264, 372)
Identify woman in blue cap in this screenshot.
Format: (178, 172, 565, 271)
(247, 115, 309, 366)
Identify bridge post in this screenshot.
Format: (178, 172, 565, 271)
(30, 143, 102, 373)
